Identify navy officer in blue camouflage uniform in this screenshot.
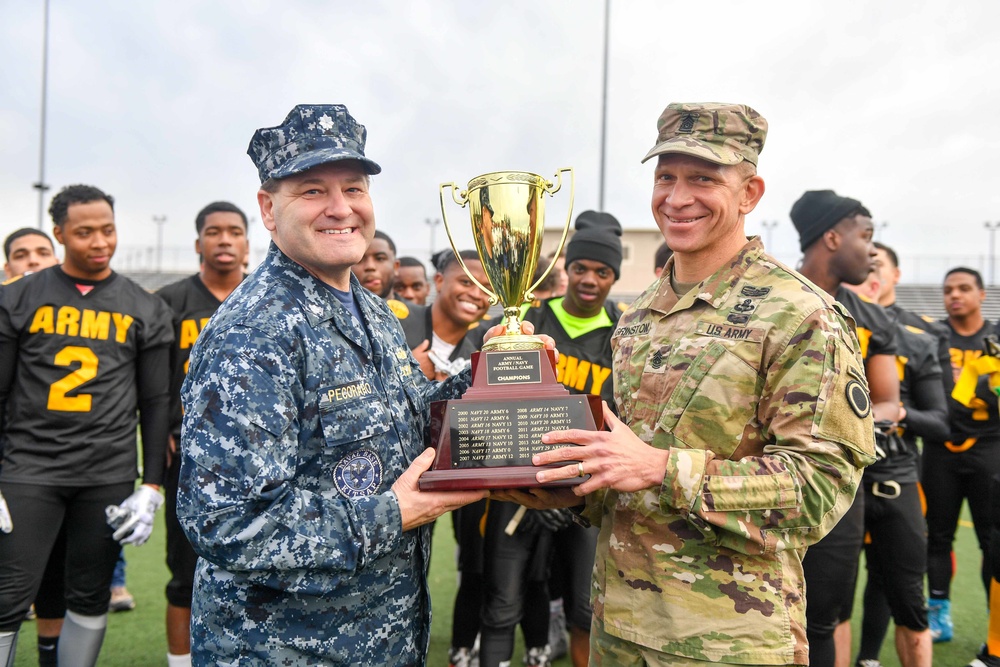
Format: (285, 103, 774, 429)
(178, 104, 511, 665)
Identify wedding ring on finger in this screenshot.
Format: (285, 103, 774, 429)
(577, 461, 585, 477)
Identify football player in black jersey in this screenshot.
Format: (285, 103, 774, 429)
(513, 211, 624, 667)
(0, 184, 173, 667)
(924, 267, 1000, 649)
(156, 201, 249, 667)
(792, 190, 907, 667)
(392, 249, 493, 667)
(2, 228, 67, 666)
(845, 257, 944, 667)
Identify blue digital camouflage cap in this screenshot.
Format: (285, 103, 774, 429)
(247, 104, 382, 183)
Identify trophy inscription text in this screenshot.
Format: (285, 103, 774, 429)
(450, 398, 587, 468)
(485, 350, 542, 386)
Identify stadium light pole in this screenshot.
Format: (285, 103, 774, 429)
(425, 217, 440, 264)
(152, 215, 167, 272)
(761, 220, 778, 251)
(986, 221, 1000, 286)
(33, 0, 51, 229)
(875, 220, 889, 241)
(597, 0, 610, 212)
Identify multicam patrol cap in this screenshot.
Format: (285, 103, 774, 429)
(247, 104, 382, 184)
(641, 102, 767, 167)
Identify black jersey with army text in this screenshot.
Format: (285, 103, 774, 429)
(0, 267, 173, 485)
(940, 319, 1000, 445)
(834, 287, 897, 361)
(522, 297, 623, 407)
(157, 274, 240, 438)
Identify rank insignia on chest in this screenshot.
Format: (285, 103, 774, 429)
(740, 285, 771, 298)
(649, 349, 664, 370)
(334, 448, 384, 498)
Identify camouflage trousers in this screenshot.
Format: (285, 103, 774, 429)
(590, 616, 805, 667)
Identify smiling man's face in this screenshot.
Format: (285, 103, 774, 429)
(434, 259, 490, 327)
(258, 160, 374, 290)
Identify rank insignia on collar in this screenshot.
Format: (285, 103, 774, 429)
(396, 347, 408, 360)
(740, 285, 771, 298)
(678, 113, 698, 133)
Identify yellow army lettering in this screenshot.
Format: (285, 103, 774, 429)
(29, 306, 134, 344)
(179, 318, 212, 350)
(855, 327, 872, 359)
(895, 355, 909, 381)
(555, 354, 611, 396)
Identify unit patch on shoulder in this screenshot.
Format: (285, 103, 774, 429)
(845, 376, 872, 419)
(387, 299, 410, 319)
(334, 448, 384, 498)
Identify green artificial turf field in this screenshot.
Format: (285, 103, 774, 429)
(12, 510, 988, 666)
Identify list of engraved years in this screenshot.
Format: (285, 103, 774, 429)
(451, 399, 583, 467)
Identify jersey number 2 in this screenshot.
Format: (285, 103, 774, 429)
(48, 346, 98, 412)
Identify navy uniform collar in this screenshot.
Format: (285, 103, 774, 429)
(264, 242, 388, 361)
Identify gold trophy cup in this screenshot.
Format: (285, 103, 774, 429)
(419, 168, 604, 491)
(439, 169, 574, 350)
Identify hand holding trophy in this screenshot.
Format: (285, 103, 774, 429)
(418, 169, 604, 491)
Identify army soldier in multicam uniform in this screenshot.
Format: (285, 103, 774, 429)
(501, 103, 876, 667)
(178, 105, 509, 665)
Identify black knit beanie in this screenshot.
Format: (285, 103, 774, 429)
(564, 210, 623, 279)
(790, 190, 870, 252)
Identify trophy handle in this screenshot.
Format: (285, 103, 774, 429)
(525, 167, 575, 300)
(439, 182, 500, 306)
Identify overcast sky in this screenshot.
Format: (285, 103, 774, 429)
(3, 1, 999, 281)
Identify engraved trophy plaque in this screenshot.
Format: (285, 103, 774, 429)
(418, 169, 604, 490)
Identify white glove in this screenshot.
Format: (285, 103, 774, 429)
(106, 485, 163, 546)
(0, 489, 11, 534)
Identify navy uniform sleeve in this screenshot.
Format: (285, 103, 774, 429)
(178, 326, 406, 595)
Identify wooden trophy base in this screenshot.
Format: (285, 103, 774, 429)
(418, 348, 603, 491)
